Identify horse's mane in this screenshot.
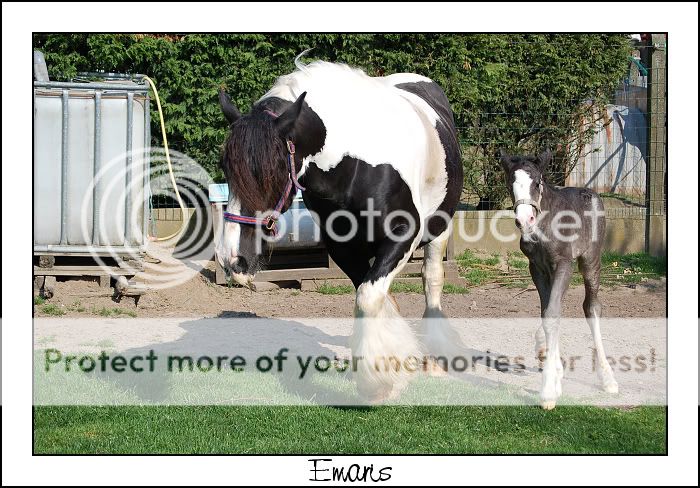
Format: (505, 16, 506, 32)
(260, 53, 373, 103)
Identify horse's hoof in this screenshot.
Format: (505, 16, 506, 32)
(387, 293, 400, 313)
(363, 383, 402, 405)
(425, 358, 448, 377)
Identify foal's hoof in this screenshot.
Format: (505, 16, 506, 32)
(598, 368, 619, 394)
(540, 399, 557, 410)
(602, 379, 619, 394)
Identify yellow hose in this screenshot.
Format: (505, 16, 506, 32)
(142, 75, 187, 242)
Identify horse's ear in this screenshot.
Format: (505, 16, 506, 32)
(219, 89, 241, 125)
(537, 149, 553, 171)
(499, 149, 513, 172)
(275, 92, 307, 136)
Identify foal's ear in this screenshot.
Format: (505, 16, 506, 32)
(275, 92, 307, 136)
(219, 89, 241, 125)
(499, 149, 513, 172)
(537, 149, 553, 171)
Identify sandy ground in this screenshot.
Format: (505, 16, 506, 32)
(35, 263, 666, 319)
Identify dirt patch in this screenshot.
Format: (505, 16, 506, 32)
(34, 261, 666, 319)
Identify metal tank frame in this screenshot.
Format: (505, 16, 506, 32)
(33, 79, 151, 256)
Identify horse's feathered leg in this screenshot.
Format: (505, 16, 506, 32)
(351, 228, 421, 403)
(420, 227, 466, 371)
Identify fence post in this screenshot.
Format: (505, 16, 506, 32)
(643, 33, 667, 257)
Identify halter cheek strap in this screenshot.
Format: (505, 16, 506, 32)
(222, 109, 305, 236)
(513, 179, 544, 214)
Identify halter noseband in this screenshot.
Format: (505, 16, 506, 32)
(222, 109, 305, 236)
(512, 178, 544, 214)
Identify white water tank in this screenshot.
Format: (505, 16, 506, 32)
(33, 80, 151, 254)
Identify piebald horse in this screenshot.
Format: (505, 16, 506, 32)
(216, 58, 462, 400)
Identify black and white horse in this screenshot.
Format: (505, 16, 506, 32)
(500, 150, 618, 409)
(216, 59, 462, 400)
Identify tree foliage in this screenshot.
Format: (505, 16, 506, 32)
(33, 34, 631, 205)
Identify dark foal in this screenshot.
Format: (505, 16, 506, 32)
(500, 150, 618, 410)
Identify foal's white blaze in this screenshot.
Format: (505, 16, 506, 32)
(513, 169, 536, 229)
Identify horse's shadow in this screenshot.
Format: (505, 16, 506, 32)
(97, 312, 350, 404)
(95, 314, 531, 406)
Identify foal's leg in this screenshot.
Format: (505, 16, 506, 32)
(529, 262, 551, 365)
(579, 255, 618, 394)
(352, 230, 422, 402)
(540, 262, 572, 410)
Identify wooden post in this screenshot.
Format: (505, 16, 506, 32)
(644, 34, 667, 256)
(211, 203, 228, 285)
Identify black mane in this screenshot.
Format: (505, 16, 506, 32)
(221, 108, 288, 212)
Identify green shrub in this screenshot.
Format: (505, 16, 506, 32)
(34, 34, 631, 201)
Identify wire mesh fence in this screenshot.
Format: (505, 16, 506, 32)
(457, 38, 666, 228)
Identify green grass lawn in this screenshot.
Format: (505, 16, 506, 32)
(34, 405, 665, 454)
(34, 355, 665, 455)
(34, 299, 136, 318)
